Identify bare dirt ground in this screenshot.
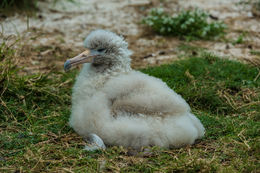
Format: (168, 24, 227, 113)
(0, 0, 260, 73)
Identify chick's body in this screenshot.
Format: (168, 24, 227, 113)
(67, 30, 205, 149)
(70, 65, 204, 149)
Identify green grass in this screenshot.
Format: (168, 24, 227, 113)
(232, 33, 245, 45)
(142, 8, 227, 40)
(0, 43, 259, 172)
(142, 52, 260, 116)
(0, 0, 38, 12)
(250, 50, 260, 56)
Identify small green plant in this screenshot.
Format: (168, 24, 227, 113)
(142, 8, 227, 40)
(232, 34, 244, 44)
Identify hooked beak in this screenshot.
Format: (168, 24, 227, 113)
(64, 49, 95, 72)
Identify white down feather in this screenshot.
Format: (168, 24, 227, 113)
(68, 30, 205, 149)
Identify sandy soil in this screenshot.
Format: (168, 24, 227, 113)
(0, 0, 259, 73)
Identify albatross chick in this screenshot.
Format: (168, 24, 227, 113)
(64, 30, 205, 150)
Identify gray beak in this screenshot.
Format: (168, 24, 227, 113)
(64, 49, 96, 72)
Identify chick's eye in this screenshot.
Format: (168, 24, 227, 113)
(97, 48, 105, 52)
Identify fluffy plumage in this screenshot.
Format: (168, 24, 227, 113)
(68, 30, 205, 149)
